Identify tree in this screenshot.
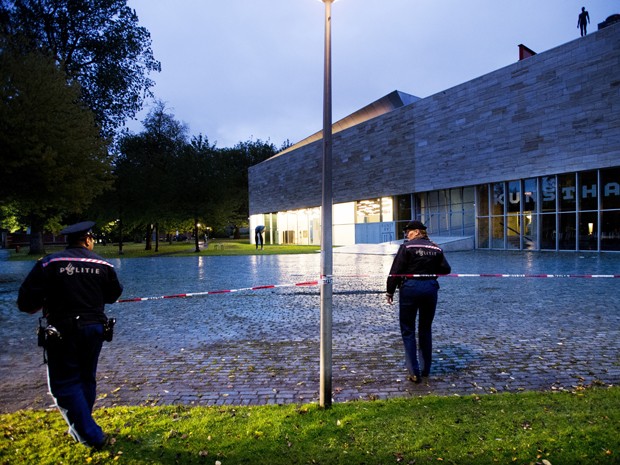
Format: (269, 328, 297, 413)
(113, 102, 189, 250)
(172, 135, 227, 249)
(93, 109, 279, 251)
(0, 0, 160, 137)
(0, 39, 114, 254)
(221, 139, 278, 228)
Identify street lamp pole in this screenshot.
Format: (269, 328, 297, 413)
(319, 0, 334, 408)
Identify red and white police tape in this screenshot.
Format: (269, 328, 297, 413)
(117, 280, 319, 303)
(116, 273, 619, 303)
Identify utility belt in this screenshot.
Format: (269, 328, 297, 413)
(37, 315, 116, 363)
(403, 276, 437, 281)
(47, 311, 106, 327)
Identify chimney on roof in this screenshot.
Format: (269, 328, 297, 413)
(598, 14, 620, 30)
(518, 44, 537, 61)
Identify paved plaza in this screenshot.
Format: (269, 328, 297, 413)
(0, 249, 619, 413)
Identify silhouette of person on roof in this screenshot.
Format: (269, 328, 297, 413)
(578, 7, 590, 36)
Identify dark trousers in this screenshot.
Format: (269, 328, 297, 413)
(46, 322, 105, 447)
(255, 232, 263, 249)
(398, 279, 439, 377)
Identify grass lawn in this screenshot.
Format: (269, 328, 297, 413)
(9, 239, 320, 260)
(1, 386, 618, 464)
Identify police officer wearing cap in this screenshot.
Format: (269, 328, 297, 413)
(386, 220, 451, 383)
(18, 221, 123, 449)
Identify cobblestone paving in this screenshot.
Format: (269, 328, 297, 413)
(1, 250, 618, 413)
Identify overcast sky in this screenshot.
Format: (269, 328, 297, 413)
(125, 0, 618, 148)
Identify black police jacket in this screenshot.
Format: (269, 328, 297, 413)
(386, 238, 451, 296)
(17, 246, 123, 324)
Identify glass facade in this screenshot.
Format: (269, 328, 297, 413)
(250, 168, 618, 252)
(250, 197, 394, 246)
(414, 187, 476, 238)
(476, 167, 619, 251)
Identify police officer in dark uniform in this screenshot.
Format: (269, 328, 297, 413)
(386, 221, 451, 383)
(17, 221, 123, 449)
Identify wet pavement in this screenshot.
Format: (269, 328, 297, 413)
(1, 249, 619, 413)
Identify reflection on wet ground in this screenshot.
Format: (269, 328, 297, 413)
(1, 250, 618, 411)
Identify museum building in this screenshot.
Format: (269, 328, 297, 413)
(248, 21, 620, 252)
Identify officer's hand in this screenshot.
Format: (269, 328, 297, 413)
(386, 294, 393, 305)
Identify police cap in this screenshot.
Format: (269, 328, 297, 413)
(60, 221, 95, 237)
(403, 220, 427, 231)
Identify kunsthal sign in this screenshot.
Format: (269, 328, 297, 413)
(494, 182, 619, 205)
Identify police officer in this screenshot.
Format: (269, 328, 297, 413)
(386, 221, 451, 383)
(18, 221, 123, 449)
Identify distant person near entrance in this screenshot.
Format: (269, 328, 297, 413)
(578, 7, 590, 36)
(255, 225, 265, 250)
(386, 221, 451, 384)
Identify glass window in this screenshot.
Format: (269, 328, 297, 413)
(601, 167, 620, 210)
(356, 199, 381, 223)
(578, 211, 598, 251)
(477, 185, 489, 216)
(450, 188, 463, 207)
(506, 213, 520, 249)
(464, 186, 475, 205)
(491, 183, 504, 215)
(523, 214, 537, 250)
(308, 208, 321, 246)
(541, 214, 556, 249)
(416, 193, 426, 221)
(413, 195, 423, 223)
(491, 216, 504, 248)
(507, 181, 521, 215)
(477, 217, 489, 248)
(381, 197, 394, 222)
(439, 211, 449, 233)
(579, 171, 598, 211)
(439, 190, 450, 208)
(541, 176, 556, 212)
(396, 194, 412, 221)
(558, 173, 577, 212)
(451, 211, 463, 233)
(523, 178, 537, 214)
(427, 213, 439, 233)
(464, 202, 476, 236)
(558, 212, 576, 250)
(427, 191, 439, 209)
(270, 213, 278, 245)
(601, 210, 620, 251)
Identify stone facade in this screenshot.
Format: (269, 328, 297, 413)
(249, 22, 620, 215)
